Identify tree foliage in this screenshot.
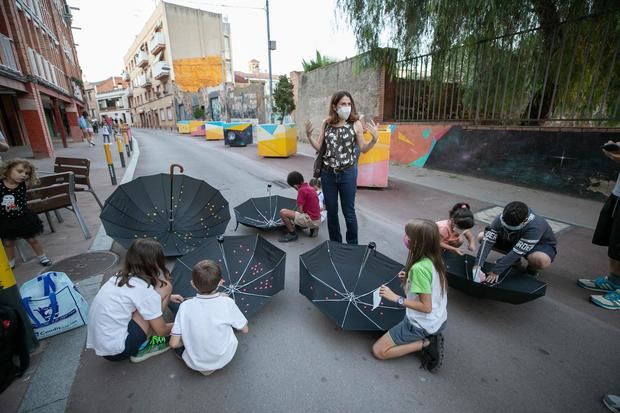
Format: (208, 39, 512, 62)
(193, 106, 205, 120)
(301, 50, 337, 72)
(336, 0, 620, 124)
(273, 75, 295, 124)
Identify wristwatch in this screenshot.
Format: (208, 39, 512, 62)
(397, 296, 405, 307)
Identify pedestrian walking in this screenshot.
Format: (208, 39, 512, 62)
(170, 260, 248, 376)
(372, 219, 447, 372)
(101, 123, 111, 143)
(86, 239, 184, 362)
(0, 158, 52, 268)
(79, 111, 95, 146)
(305, 91, 379, 244)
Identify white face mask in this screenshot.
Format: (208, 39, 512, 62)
(336, 106, 351, 120)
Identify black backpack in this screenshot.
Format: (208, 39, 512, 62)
(0, 304, 30, 394)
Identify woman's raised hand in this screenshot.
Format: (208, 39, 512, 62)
(366, 119, 378, 138)
(304, 120, 314, 139)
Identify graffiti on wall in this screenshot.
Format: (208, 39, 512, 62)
(389, 124, 451, 167)
(173, 56, 223, 92)
(424, 127, 620, 200)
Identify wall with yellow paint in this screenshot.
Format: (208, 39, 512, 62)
(173, 56, 223, 93)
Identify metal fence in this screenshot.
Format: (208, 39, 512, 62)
(393, 13, 620, 126)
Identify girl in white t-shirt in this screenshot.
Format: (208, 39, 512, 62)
(372, 219, 448, 372)
(86, 239, 184, 362)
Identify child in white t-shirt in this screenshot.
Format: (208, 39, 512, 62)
(170, 260, 248, 376)
(86, 239, 184, 362)
(310, 178, 327, 223)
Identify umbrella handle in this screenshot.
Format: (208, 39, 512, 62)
(170, 164, 184, 175)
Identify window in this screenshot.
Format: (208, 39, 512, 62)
(167, 107, 173, 120)
(160, 108, 164, 120)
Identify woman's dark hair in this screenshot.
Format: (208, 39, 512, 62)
(287, 171, 304, 187)
(116, 239, 170, 288)
(449, 202, 474, 230)
(326, 91, 360, 125)
(503, 201, 529, 226)
(82, 111, 88, 118)
(192, 260, 222, 294)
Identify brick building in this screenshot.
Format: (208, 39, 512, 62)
(0, 0, 86, 158)
(84, 76, 131, 125)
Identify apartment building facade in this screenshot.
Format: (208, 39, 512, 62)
(123, 1, 233, 129)
(84, 76, 131, 125)
(0, 0, 86, 157)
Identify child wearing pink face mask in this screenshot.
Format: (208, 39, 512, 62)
(435, 203, 476, 256)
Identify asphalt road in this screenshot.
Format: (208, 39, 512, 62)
(68, 129, 618, 413)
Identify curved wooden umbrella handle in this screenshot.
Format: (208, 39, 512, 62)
(170, 163, 184, 175)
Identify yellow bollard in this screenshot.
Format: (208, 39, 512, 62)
(123, 131, 131, 157)
(116, 135, 126, 168)
(0, 243, 38, 350)
(104, 143, 117, 185)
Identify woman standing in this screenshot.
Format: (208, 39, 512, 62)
(79, 111, 95, 147)
(305, 91, 378, 244)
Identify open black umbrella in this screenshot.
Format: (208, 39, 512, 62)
(234, 184, 296, 230)
(100, 164, 230, 256)
(299, 241, 405, 331)
(442, 251, 547, 304)
(170, 234, 286, 318)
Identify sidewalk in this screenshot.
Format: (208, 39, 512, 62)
(0, 135, 139, 413)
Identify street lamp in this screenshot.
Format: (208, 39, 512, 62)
(265, 0, 275, 123)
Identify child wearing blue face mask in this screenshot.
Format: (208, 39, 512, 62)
(473, 201, 558, 283)
(436, 202, 476, 256)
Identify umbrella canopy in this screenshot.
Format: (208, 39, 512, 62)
(170, 235, 286, 318)
(100, 164, 230, 256)
(299, 241, 405, 331)
(234, 187, 296, 230)
(443, 251, 547, 304)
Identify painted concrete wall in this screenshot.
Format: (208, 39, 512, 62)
(389, 123, 453, 167)
(295, 56, 383, 141)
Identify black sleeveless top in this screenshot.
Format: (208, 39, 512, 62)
(323, 122, 357, 169)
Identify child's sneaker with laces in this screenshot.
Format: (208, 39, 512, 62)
(577, 275, 620, 292)
(590, 289, 620, 310)
(130, 335, 170, 363)
(421, 333, 444, 372)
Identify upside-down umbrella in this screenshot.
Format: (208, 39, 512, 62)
(170, 234, 286, 318)
(234, 184, 296, 230)
(100, 164, 230, 256)
(299, 241, 405, 331)
(442, 251, 547, 304)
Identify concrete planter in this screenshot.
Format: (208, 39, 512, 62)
(205, 121, 225, 140)
(257, 123, 297, 157)
(224, 122, 253, 147)
(357, 126, 392, 188)
(177, 120, 190, 134)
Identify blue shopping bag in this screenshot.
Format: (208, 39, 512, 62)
(19, 272, 89, 339)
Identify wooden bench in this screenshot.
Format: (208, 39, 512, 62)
(54, 157, 103, 209)
(27, 171, 91, 240)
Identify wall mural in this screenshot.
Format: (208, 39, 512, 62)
(173, 56, 223, 92)
(388, 124, 451, 167)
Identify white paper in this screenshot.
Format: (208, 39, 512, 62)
(473, 268, 486, 283)
(372, 288, 381, 311)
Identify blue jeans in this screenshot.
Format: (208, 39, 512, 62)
(321, 166, 358, 244)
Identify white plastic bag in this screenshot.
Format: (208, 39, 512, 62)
(20, 272, 89, 339)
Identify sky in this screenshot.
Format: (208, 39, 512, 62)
(72, 0, 359, 82)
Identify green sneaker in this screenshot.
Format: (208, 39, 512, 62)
(590, 290, 620, 311)
(130, 335, 170, 363)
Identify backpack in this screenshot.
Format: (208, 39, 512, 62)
(0, 304, 30, 394)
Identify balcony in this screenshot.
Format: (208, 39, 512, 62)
(0, 33, 19, 73)
(153, 61, 170, 80)
(122, 70, 129, 81)
(136, 74, 152, 88)
(136, 50, 148, 68)
(148, 32, 165, 55)
(127, 86, 133, 96)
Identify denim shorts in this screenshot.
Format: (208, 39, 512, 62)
(103, 320, 147, 361)
(388, 317, 446, 346)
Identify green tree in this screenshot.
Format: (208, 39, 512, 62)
(193, 106, 205, 120)
(301, 50, 337, 72)
(273, 75, 296, 124)
(336, 0, 620, 124)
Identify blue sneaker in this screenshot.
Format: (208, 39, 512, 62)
(577, 276, 620, 292)
(590, 290, 620, 310)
